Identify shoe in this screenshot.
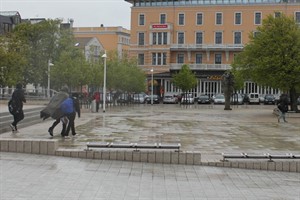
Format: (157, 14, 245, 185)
(72, 132, 77, 136)
(10, 124, 16, 132)
(284, 120, 288, 123)
(48, 128, 53, 136)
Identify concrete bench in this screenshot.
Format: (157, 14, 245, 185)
(222, 153, 300, 162)
(86, 142, 181, 151)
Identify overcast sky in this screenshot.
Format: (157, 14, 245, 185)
(0, 0, 132, 29)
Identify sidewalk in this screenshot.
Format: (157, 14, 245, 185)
(1, 103, 299, 162)
(1, 103, 300, 199)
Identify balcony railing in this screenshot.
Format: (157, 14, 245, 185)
(170, 44, 244, 51)
(170, 63, 232, 70)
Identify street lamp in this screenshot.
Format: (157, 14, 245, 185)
(102, 51, 107, 113)
(150, 68, 154, 105)
(47, 60, 54, 98)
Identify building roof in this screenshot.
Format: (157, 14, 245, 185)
(0, 11, 21, 17)
(75, 37, 95, 47)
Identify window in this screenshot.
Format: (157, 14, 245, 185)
(138, 54, 144, 65)
(196, 13, 203, 25)
(235, 13, 241, 25)
(152, 53, 167, 65)
(177, 53, 184, 64)
(139, 14, 145, 26)
(178, 32, 184, 44)
(196, 32, 203, 44)
(138, 32, 145, 45)
(160, 14, 166, 24)
(275, 12, 281, 18)
(254, 12, 261, 25)
(215, 53, 222, 64)
(253, 31, 260, 38)
(196, 53, 203, 64)
(152, 32, 168, 45)
(215, 32, 222, 44)
(178, 13, 185, 25)
(295, 12, 300, 23)
(216, 13, 222, 25)
(234, 32, 241, 44)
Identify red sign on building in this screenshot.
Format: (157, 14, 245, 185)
(152, 24, 168, 29)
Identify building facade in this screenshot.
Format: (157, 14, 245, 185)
(125, 0, 300, 97)
(73, 26, 131, 59)
(0, 11, 22, 35)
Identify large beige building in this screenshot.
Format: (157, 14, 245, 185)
(73, 26, 131, 59)
(125, 0, 300, 97)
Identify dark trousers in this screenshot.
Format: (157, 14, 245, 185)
(96, 102, 99, 112)
(65, 112, 76, 136)
(49, 118, 66, 136)
(12, 110, 24, 128)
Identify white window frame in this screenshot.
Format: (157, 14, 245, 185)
(254, 12, 262, 25)
(234, 31, 242, 44)
(196, 12, 203, 25)
(178, 13, 185, 26)
(234, 12, 242, 25)
(216, 12, 223, 25)
(139, 14, 145, 26)
(160, 13, 166, 24)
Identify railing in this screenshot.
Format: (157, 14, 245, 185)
(170, 44, 244, 51)
(0, 88, 57, 100)
(170, 63, 231, 70)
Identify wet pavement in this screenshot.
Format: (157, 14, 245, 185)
(1, 103, 300, 199)
(1, 103, 300, 162)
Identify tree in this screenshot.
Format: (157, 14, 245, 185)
(232, 14, 300, 111)
(0, 34, 27, 87)
(172, 64, 197, 103)
(13, 19, 62, 88)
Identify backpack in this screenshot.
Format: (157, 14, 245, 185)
(60, 98, 74, 114)
(8, 99, 18, 114)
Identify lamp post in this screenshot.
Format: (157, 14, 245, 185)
(102, 51, 107, 112)
(150, 68, 154, 105)
(47, 60, 54, 98)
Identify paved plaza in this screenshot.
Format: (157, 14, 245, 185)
(1, 152, 300, 200)
(1, 103, 300, 199)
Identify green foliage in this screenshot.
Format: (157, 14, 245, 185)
(232, 14, 300, 110)
(172, 64, 197, 92)
(0, 35, 27, 87)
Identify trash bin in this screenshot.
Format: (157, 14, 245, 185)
(91, 99, 96, 113)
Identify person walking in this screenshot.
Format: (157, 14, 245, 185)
(93, 91, 100, 112)
(41, 86, 69, 137)
(9, 83, 26, 132)
(60, 94, 81, 138)
(277, 93, 289, 123)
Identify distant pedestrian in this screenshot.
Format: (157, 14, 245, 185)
(9, 83, 26, 132)
(93, 91, 100, 112)
(277, 93, 289, 123)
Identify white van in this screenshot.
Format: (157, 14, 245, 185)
(249, 93, 260, 104)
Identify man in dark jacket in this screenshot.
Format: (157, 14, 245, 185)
(277, 93, 289, 123)
(10, 83, 26, 132)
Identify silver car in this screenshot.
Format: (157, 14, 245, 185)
(163, 93, 178, 104)
(213, 94, 225, 104)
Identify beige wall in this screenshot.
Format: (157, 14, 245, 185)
(129, 4, 299, 72)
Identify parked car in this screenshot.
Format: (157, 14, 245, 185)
(117, 93, 130, 103)
(231, 93, 244, 105)
(181, 93, 194, 104)
(264, 94, 276, 105)
(249, 93, 260, 104)
(259, 94, 265, 103)
(197, 94, 211, 104)
(132, 93, 147, 104)
(146, 94, 160, 104)
(213, 94, 225, 104)
(163, 93, 178, 104)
